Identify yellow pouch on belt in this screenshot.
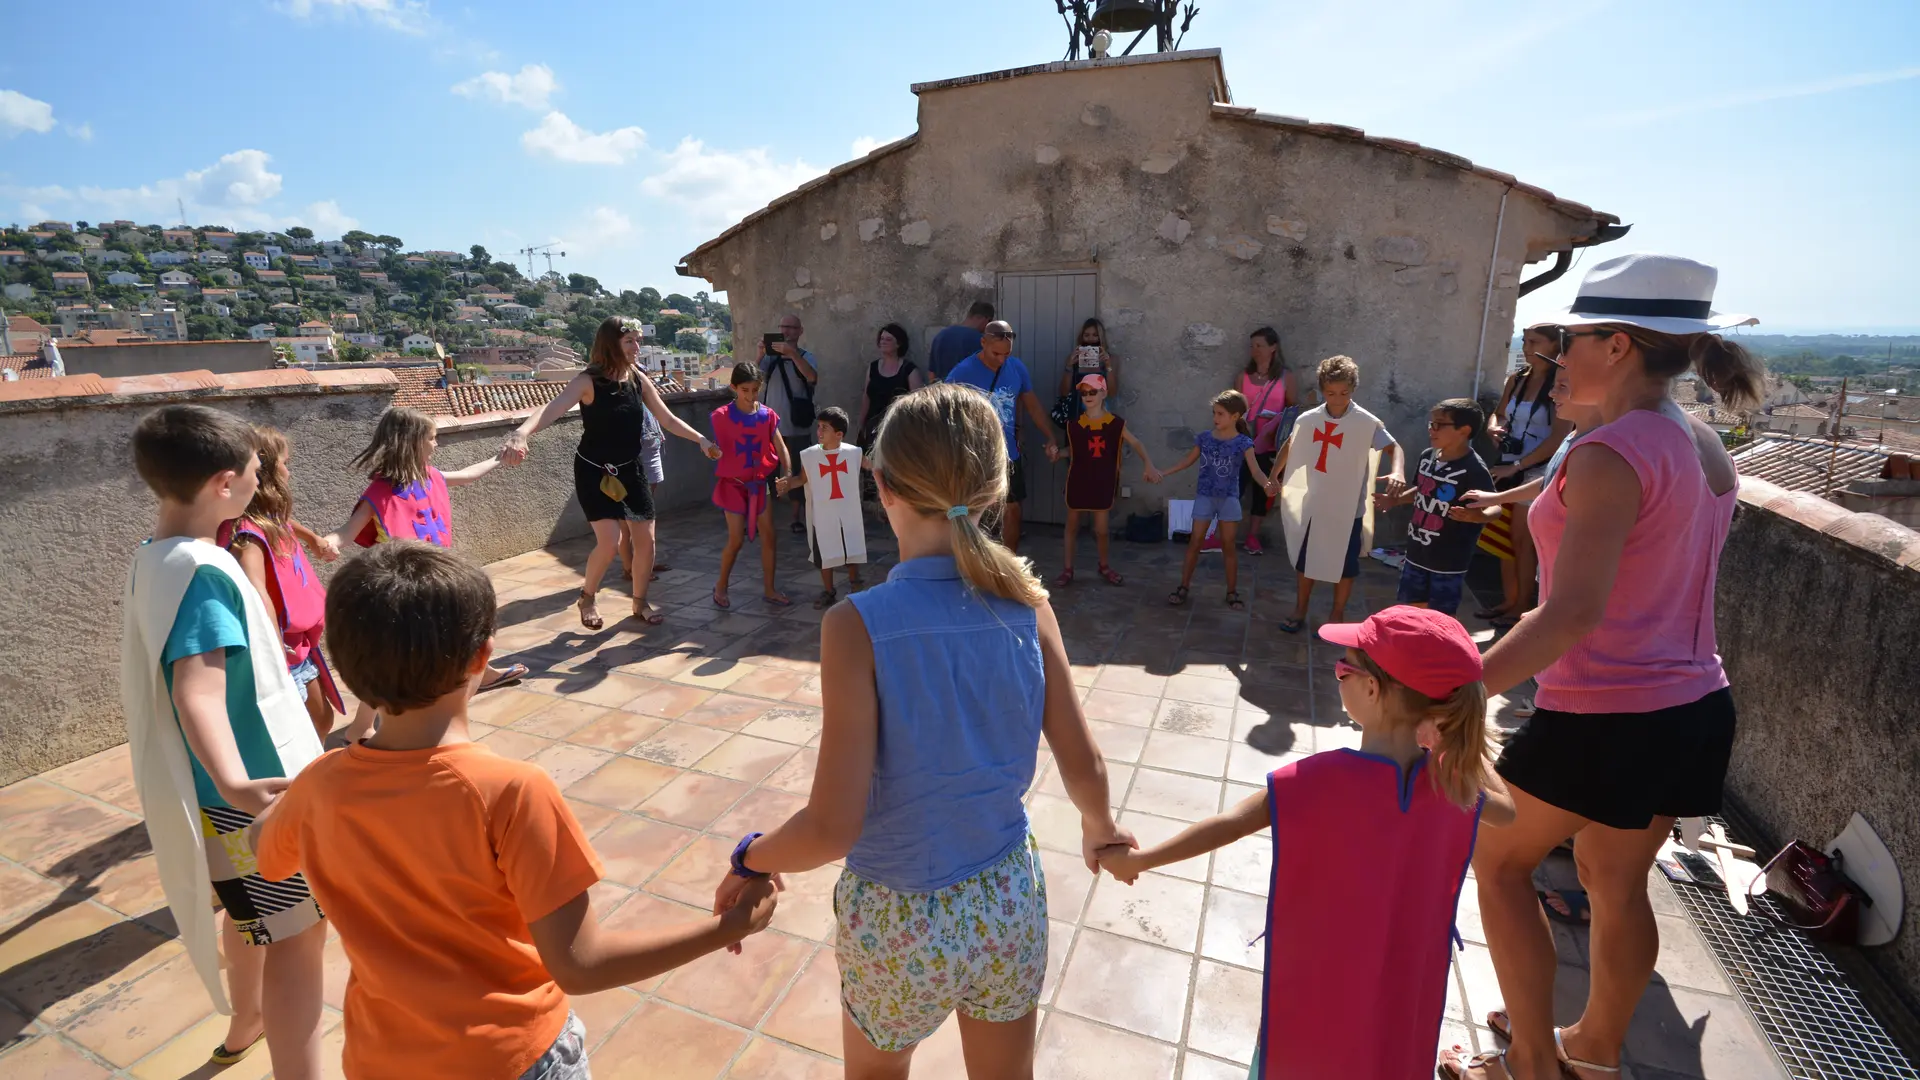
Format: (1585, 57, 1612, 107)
(599, 472, 628, 503)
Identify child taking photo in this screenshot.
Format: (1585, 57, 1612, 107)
(218, 425, 345, 741)
(1160, 389, 1267, 610)
(327, 406, 524, 743)
(711, 382, 1132, 1079)
(1054, 373, 1160, 587)
(710, 361, 793, 608)
(1098, 606, 1514, 1080)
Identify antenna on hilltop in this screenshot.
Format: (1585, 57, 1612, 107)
(1056, 0, 1198, 60)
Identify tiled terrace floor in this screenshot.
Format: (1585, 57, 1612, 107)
(1, 506, 1785, 1078)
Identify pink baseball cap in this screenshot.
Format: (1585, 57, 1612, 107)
(1318, 606, 1483, 699)
(1076, 373, 1107, 392)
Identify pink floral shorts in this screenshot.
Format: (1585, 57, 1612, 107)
(833, 835, 1048, 1052)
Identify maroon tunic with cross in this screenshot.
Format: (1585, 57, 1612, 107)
(1066, 412, 1126, 511)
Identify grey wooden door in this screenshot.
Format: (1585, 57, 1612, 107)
(996, 271, 1098, 525)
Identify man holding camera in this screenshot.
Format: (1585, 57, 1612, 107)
(758, 314, 819, 535)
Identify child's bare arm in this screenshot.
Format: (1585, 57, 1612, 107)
(326, 501, 375, 551)
(1161, 446, 1200, 476)
(289, 518, 337, 561)
(773, 430, 792, 482)
(442, 454, 502, 486)
(1266, 443, 1291, 487)
(172, 652, 289, 815)
(1100, 788, 1268, 883)
(530, 881, 776, 995)
(1121, 428, 1161, 481)
(1036, 602, 1133, 869)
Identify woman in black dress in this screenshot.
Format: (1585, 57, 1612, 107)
(502, 317, 719, 628)
(853, 323, 923, 445)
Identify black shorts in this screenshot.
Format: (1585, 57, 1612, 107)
(1243, 451, 1278, 516)
(1495, 687, 1736, 831)
(1006, 456, 1028, 504)
(574, 454, 656, 522)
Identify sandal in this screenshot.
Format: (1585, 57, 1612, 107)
(790, 520, 806, 535)
(1483, 1015, 1620, 1076)
(1097, 564, 1123, 586)
(1225, 590, 1245, 611)
(1277, 617, 1305, 634)
(630, 600, 664, 626)
(208, 1031, 265, 1066)
(764, 591, 792, 607)
(1436, 1045, 1510, 1080)
(577, 592, 604, 631)
(712, 587, 731, 610)
(1054, 568, 1075, 587)
(1539, 889, 1592, 926)
(813, 588, 836, 610)
(1167, 585, 1189, 606)
(478, 663, 528, 694)
(653, 562, 671, 573)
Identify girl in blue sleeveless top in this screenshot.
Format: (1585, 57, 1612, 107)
(712, 382, 1133, 1078)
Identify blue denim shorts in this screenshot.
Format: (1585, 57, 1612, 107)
(1192, 493, 1243, 524)
(289, 657, 320, 694)
(1396, 563, 1466, 615)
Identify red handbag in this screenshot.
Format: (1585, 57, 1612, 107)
(1749, 840, 1869, 943)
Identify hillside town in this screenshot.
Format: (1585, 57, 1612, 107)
(0, 219, 736, 417)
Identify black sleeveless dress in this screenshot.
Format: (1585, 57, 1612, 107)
(860, 358, 917, 443)
(574, 372, 657, 521)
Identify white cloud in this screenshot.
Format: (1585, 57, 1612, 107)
(66, 121, 93, 142)
(452, 63, 558, 109)
(641, 138, 823, 227)
(547, 206, 637, 260)
(0, 90, 56, 137)
(850, 135, 882, 158)
(3, 149, 286, 228)
(290, 199, 360, 235)
(521, 111, 646, 164)
(1599, 65, 1920, 128)
(278, 0, 431, 35)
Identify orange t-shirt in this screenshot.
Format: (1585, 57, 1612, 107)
(255, 741, 603, 1080)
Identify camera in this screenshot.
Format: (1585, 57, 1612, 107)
(1498, 433, 1526, 458)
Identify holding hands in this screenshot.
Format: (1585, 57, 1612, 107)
(711, 871, 785, 956)
(700, 436, 722, 461)
(500, 432, 530, 467)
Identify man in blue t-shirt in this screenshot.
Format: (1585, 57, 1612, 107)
(927, 300, 994, 382)
(944, 320, 1060, 553)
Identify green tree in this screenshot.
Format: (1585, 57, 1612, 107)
(637, 286, 661, 307)
(375, 235, 403, 251)
(655, 312, 693, 342)
(664, 292, 696, 312)
(469, 244, 490, 268)
(287, 226, 314, 241)
(341, 230, 377, 250)
(567, 272, 604, 295)
(674, 327, 710, 353)
(340, 343, 371, 363)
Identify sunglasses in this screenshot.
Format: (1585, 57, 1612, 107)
(1333, 658, 1367, 682)
(1427, 420, 1457, 430)
(1078, 390, 1100, 398)
(1550, 327, 1619, 356)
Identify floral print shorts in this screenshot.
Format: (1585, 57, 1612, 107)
(834, 835, 1049, 1052)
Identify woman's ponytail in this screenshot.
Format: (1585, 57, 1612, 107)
(873, 382, 1048, 608)
(1427, 681, 1493, 810)
(1689, 334, 1764, 411)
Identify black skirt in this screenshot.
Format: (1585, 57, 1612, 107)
(1495, 687, 1736, 831)
(574, 453, 655, 522)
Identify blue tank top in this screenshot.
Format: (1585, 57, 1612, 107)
(845, 556, 1046, 892)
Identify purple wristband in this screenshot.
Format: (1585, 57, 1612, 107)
(730, 832, 766, 879)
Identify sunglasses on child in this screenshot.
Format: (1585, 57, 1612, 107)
(1078, 389, 1100, 398)
(1333, 658, 1368, 682)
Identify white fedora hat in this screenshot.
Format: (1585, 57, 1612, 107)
(1548, 252, 1757, 335)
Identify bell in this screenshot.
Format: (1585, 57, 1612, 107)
(1089, 0, 1160, 34)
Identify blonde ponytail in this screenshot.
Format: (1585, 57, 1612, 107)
(1356, 651, 1493, 810)
(873, 382, 1048, 607)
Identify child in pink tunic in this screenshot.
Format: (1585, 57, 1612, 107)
(1099, 607, 1515, 1079)
(708, 362, 793, 608)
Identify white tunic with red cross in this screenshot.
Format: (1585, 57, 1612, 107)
(1279, 402, 1383, 582)
(800, 442, 868, 568)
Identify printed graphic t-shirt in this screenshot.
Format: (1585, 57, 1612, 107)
(946, 354, 1034, 461)
(1195, 430, 1255, 498)
(1404, 447, 1496, 575)
(161, 566, 282, 809)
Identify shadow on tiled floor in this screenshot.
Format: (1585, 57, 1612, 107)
(0, 505, 1784, 1078)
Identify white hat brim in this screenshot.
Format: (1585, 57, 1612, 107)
(1547, 308, 1758, 335)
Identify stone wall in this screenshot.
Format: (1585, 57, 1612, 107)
(1717, 478, 1920, 1007)
(0, 370, 729, 785)
(682, 50, 1612, 522)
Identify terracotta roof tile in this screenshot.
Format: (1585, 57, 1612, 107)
(447, 379, 569, 418)
(1730, 437, 1886, 495)
(386, 366, 454, 414)
(0, 353, 56, 379)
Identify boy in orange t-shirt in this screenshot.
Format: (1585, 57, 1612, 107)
(252, 542, 778, 1079)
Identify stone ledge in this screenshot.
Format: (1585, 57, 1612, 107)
(433, 386, 731, 435)
(1738, 476, 1920, 570)
(0, 366, 397, 414)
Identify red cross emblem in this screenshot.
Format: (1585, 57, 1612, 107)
(1087, 435, 1107, 458)
(818, 451, 849, 500)
(1312, 420, 1344, 473)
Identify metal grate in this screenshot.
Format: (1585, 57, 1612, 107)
(1665, 818, 1920, 1080)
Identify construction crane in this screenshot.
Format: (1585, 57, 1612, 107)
(517, 243, 566, 282)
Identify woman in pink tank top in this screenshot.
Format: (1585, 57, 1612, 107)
(1441, 255, 1766, 1080)
(1234, 327, 1305, 555)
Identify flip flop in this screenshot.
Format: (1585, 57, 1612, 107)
(1539, 888, 1592, 925)
(712, 588, 731, 610)
(1225, 590, 1245, 611)
(1436, 1045, 1509, 1080)
(1167, 585, 1189, 606)
(1277, 617, 1305, 634)
(764, 593, 793, 607)
(477, 663, 528, 694)
(208, 1031, 265, 1066)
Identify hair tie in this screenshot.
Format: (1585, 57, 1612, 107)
(947, 505, 970, 520)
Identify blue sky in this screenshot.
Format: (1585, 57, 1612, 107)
(2, 0, 1914, 333)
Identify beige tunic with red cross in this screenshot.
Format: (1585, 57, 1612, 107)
(1280, 402, 1382, 583)
(800, 443, 867, 568)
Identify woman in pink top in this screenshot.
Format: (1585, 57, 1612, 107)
(1234, 326, 1307, 555)
(1442, 255, 1765, 1080)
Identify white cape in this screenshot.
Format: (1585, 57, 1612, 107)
(801, 443, 867, 568)
(1281, 404, 1383, 582)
